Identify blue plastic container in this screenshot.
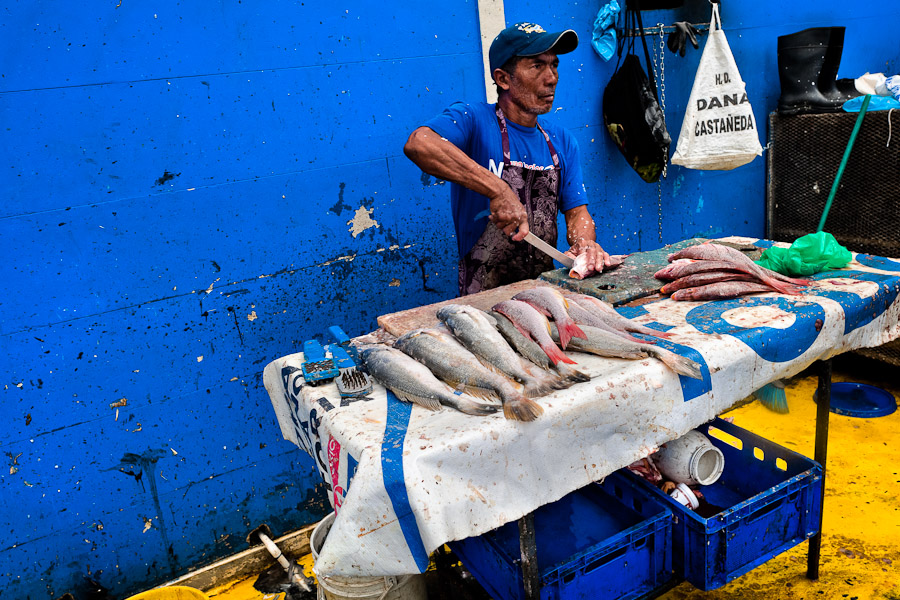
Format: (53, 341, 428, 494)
(449, 475, 673, 600)
(622, 418, 823, 590)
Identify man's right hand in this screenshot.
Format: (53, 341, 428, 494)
(489, 186, 529, 241)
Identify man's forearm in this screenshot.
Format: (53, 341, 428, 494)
(403, 126, 529, 239)
(403, 127, 506, 199)
(564, 205, 597, 246)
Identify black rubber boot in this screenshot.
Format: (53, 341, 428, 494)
(822, 27, 861, 102)
(777, 27, 848, 115)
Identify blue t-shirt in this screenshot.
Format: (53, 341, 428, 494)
(422, 102, 588, 258)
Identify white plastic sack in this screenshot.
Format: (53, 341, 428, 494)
(671, 4, 762, 170)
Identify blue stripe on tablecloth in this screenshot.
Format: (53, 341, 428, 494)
(381, 390, 430, 572)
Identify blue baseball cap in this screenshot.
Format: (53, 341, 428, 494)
(489, 22, 579, 75)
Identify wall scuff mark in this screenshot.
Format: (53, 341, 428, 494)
(347, 206, 379, 238)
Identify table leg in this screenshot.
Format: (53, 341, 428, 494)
(518, 512, 541, 600)
(807, 358, 832, 580)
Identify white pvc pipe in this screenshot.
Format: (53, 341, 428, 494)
(257, 531, 311, 592)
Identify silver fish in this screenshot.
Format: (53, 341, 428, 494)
(512, 287, 586, 350)
(489, 310, 590, 384)
(394, 328, 542, 422)
(436, 304, 559, 399)
(561, 290, 671, 339)
(564, 298, 646, 343)
(358, 345, 497, 416)
(548, 323, 703, 380)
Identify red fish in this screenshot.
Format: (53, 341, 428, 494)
(655, 259, 743, 281)
(660, 271, 758, 294)
(667, 243, 807, 294)
(512, 288, 586, 350)
(492, 300, 576, 365)
(670, 281, 776, 301)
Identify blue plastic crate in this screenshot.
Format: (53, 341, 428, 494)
(449, 476, 673, 600)
(622, 418, 823, 591)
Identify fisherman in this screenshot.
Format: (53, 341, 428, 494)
(404, 22, 612, 296)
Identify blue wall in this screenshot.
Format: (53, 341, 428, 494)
(2, 1, 897, 598)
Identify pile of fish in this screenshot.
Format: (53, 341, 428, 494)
(359, 287, 703, 422)
(655, 243, 810, 300)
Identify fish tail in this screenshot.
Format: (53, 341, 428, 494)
(539, 339, 576, 365)
(554, 361, 591, 384)
(647, 347, 703, 380)
(749, 266, 803, 295)
(628, 325, 672, 339)
(523, 375, 562, 397)
(501, 395, 544, 422)
(557, 319, 586, 350)
(763, 276, 803, 295)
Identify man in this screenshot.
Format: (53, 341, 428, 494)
(404, 22, 611, 295)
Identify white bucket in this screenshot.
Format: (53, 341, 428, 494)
(310, 513, 428, 600)
(653, 430, 725, 486)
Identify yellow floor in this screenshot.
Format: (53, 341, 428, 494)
(198, 355, 900, 600)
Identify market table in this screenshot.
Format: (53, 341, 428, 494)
(262, 236, 900, 586)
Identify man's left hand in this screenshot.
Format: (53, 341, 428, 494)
(564, 239, 611, 275)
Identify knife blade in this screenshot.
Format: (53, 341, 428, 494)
(523, 232, 574, 268)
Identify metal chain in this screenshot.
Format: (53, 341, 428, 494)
(652, 23, 667, 242)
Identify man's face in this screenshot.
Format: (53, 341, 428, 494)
(503, 52, 560, 116)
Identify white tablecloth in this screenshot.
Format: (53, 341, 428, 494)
(262, 237, 900, 577)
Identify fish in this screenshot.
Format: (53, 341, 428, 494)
(489, 310, 590, 384)
(548, 322, 703, 379)
(394, 328, 542, 422)
(435, 304, 560, 398)
(667, 243, 807, 293)
(670, 243, 811, 286)
(492, 300, 576, 366)
(655, 259, 744, 281)
(561, 290, 671, 339)
(659, 271, 758, 294)
(512, 287, 586, 349)
(564, 299, 647, 343)
(568, 253, 627, 280)
(358, 345, 498, 416)
(670, 281, 776, 301)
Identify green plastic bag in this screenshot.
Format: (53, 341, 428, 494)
(756, 232, 852, 276)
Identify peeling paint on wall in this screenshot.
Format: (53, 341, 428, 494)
(347, 205, 379, 237)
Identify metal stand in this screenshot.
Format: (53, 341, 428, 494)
(807, 358, 832, 580)
(518, 513, 541, 600)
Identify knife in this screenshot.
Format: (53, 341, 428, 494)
(523, 232, 574, 268)
(474, 209, 575, 268)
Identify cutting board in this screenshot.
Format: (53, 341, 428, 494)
(376, 279, 556, 337)
(539, 238, 706, 305)
(539, 238, 767, 305)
